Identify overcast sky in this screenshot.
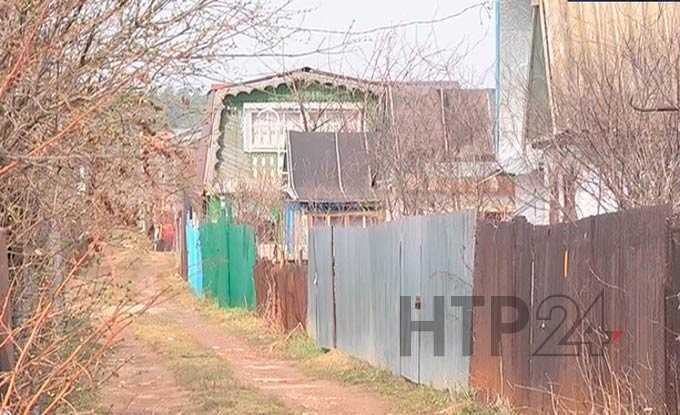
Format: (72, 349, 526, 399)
(220, 0, 495, 87)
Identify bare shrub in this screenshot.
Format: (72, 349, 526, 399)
(0, 0, 298, 411)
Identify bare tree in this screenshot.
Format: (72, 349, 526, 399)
(518, 3, 680, 222)
(0, 0, 300, 411)
(355, 19, 510, 219)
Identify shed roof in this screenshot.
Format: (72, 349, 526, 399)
(286, 131, 377, 203)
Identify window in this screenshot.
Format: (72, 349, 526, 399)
(243, 105, 287, 152)
(251, 108, 282, 150)
(242, 103, 362, 152)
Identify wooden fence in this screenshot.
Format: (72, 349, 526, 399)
(471, 205, 672, 413)
(254, 261, 307, 332)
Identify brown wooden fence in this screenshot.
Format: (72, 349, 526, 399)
(254, 261, 307, 332)
(471, 205, 674, 413)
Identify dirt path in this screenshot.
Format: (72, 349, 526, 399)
(97, 333, 194, 414)
(98, 236, 390, 415)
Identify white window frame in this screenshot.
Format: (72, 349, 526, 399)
(242, 102, 362, 153)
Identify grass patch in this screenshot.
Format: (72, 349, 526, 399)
(133, 314, 292, 415)
(166, 273, 510, 415)
(302, 350, 505, 415)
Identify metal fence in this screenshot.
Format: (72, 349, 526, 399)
(308, 212, 477, 389)
(197, 200, 256, 309)
(185, 211, 204, 298)
(0, 229, 13, 371)
(176, 209, 188, 281)
(470, 206, 672, 413)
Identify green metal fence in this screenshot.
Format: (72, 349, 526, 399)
(198, 200, 256, 309)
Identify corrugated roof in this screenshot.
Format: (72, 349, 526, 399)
(286, 131, 376, 203)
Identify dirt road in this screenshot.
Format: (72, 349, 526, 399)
(96, 235, 390, 415)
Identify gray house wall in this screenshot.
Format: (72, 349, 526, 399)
(496, 0, 533, 174)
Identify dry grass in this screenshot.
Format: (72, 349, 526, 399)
(165, 270, 511, 415)
(130, 314, 292, 415)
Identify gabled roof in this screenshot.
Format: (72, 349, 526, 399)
(286, 131, 377, 203)
(219, 67, 379, 97)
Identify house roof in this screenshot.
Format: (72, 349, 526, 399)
(219, 67, 380, 97)
(286, 131, 377, 203)
(215, 67, 463, 100)
(202, 67, 496, 194)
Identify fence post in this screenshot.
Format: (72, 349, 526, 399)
(0, 228, 13, 371)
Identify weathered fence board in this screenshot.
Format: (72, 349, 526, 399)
(254, 261, 307, 331)
(471, 206, 671, 413)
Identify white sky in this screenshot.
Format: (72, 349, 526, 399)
(219, 0, 495, 88)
